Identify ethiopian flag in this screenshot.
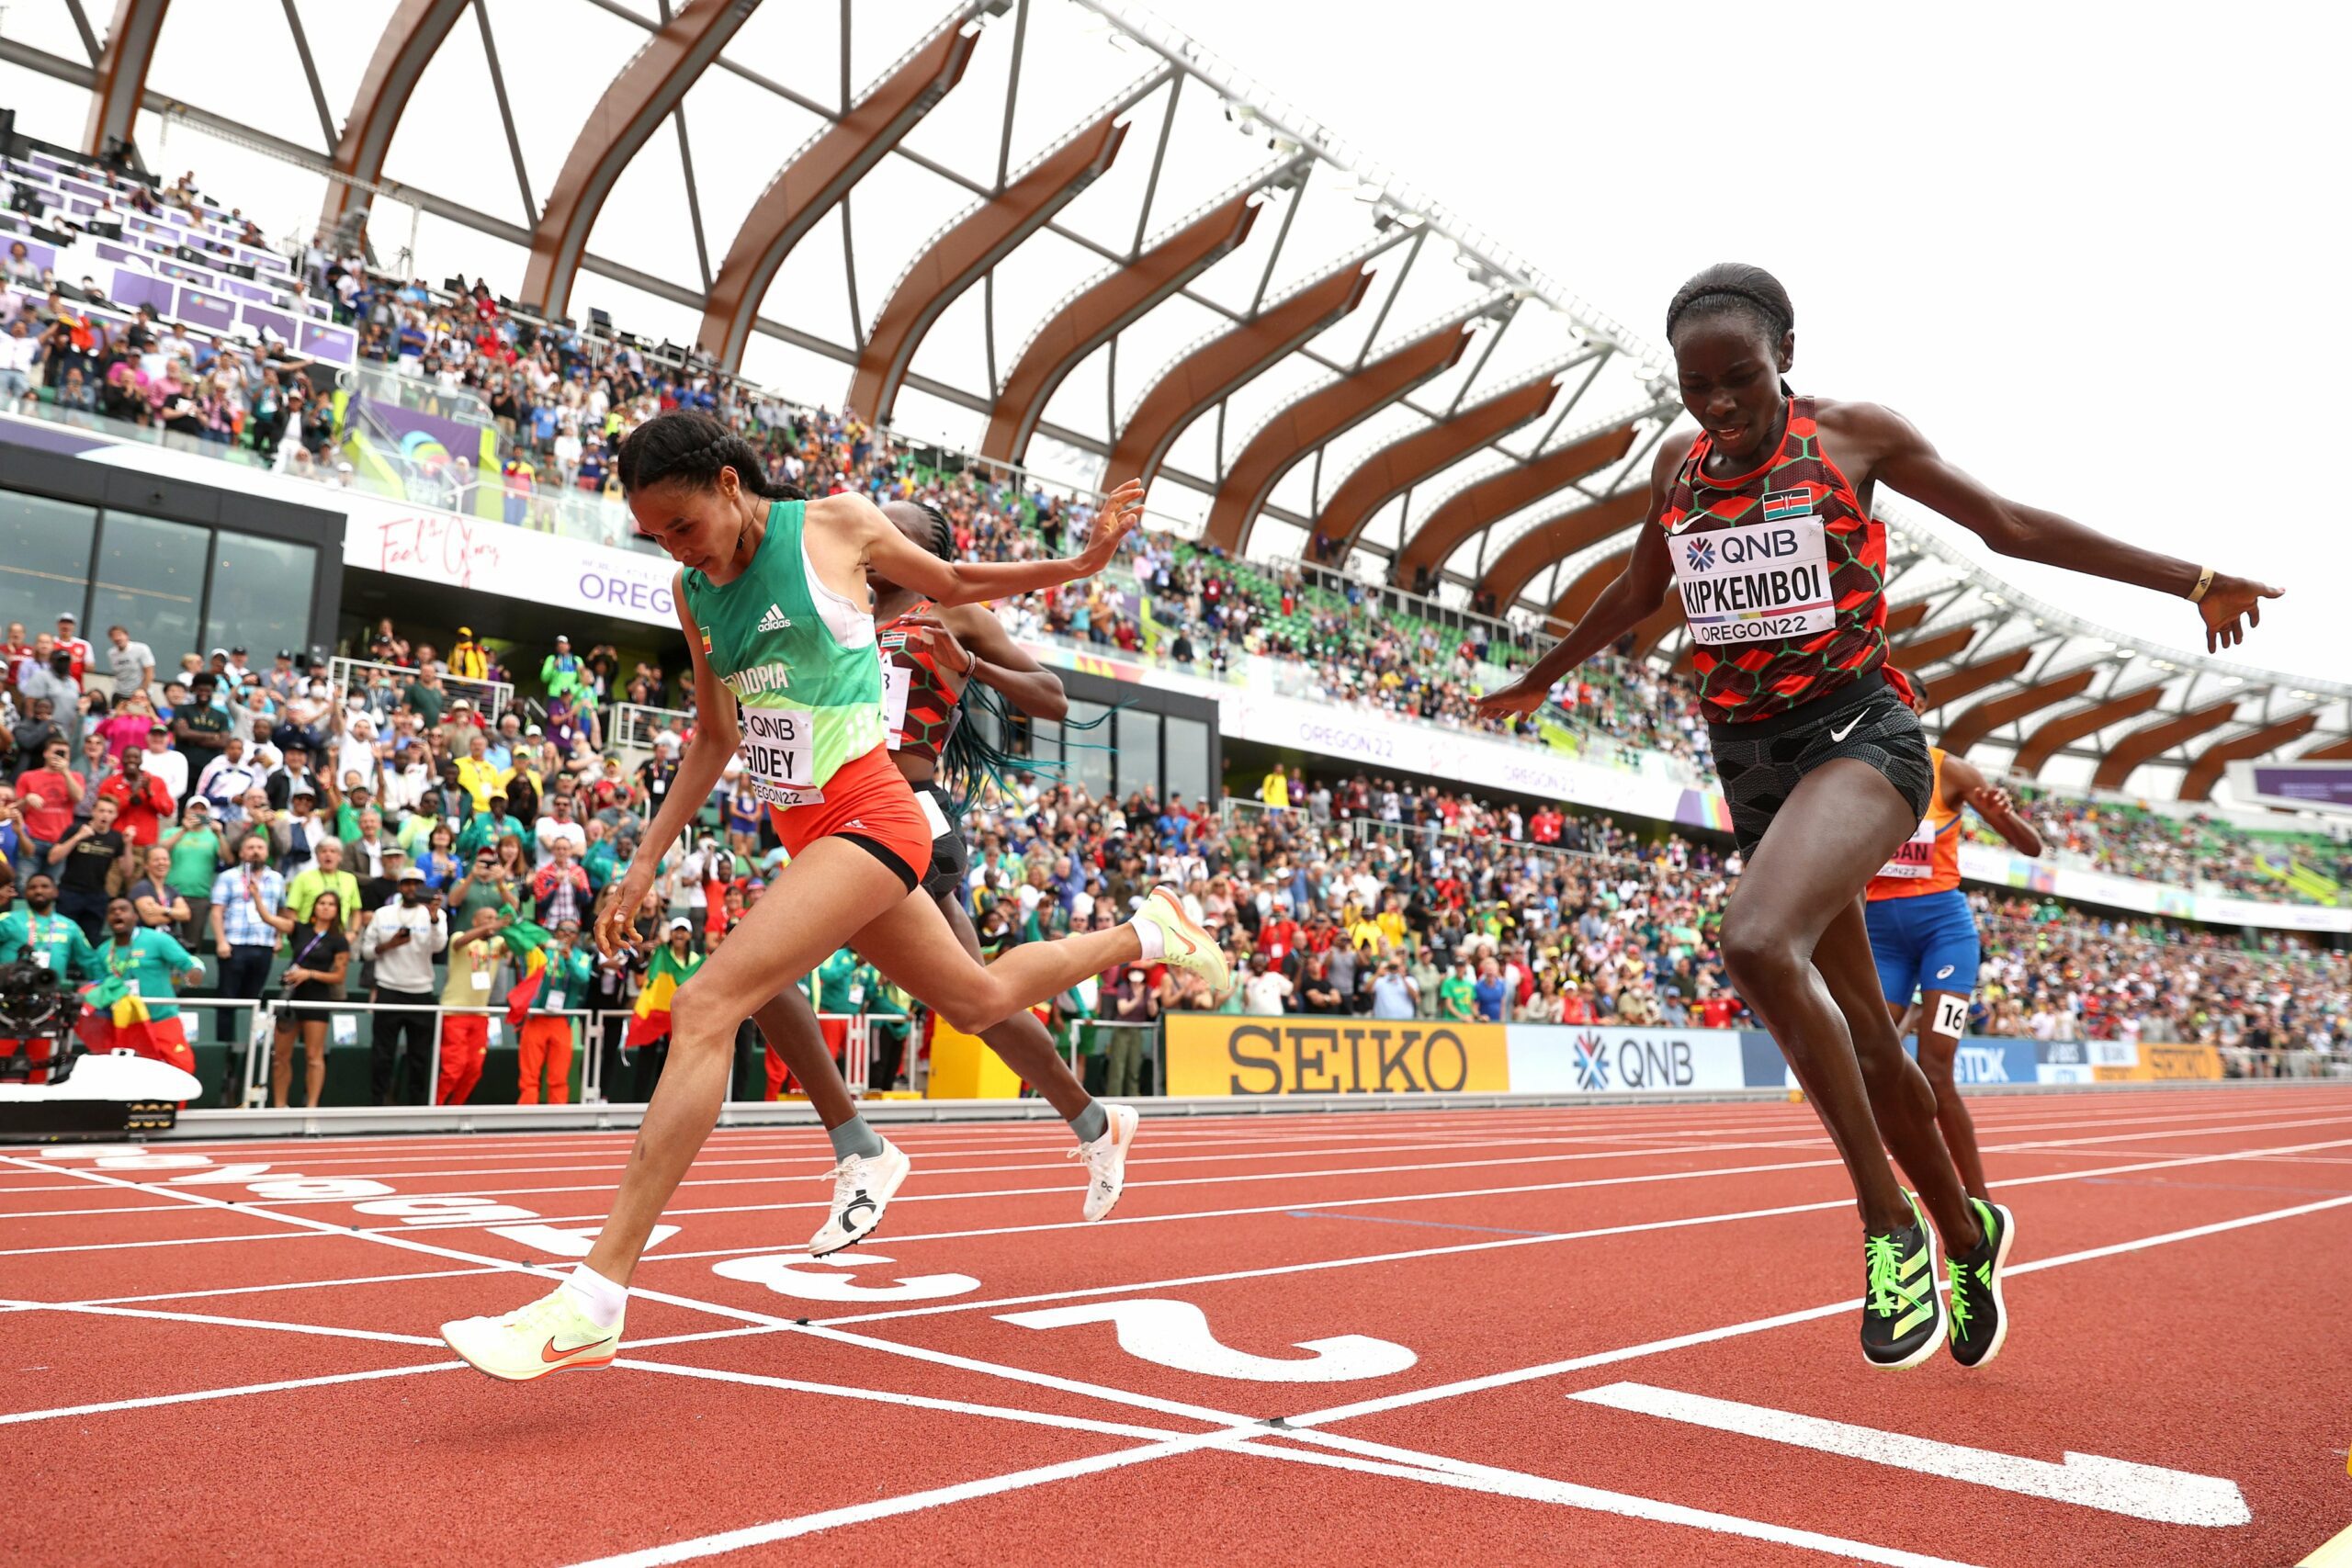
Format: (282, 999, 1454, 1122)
(627, 944, 702, 1047)
(497, 912, 556, 1027)
(74, 978, 194, 1073)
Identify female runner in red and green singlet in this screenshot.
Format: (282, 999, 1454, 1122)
(440, 413, 1227, 1382)
(749, 497, 1143, 1244)
(1479, 263, 2280, 1371)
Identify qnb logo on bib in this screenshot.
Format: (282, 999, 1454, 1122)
(1674, 514, 1835, 646)
(740, 705, 816, 802)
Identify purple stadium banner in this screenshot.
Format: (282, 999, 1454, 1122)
(2248, 764, 2352, 808)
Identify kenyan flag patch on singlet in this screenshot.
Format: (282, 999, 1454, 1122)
(1761, 486, 1815, 522)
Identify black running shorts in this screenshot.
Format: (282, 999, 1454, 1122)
(911, 780, 971, 903)
(1707, 671, 1935, 855)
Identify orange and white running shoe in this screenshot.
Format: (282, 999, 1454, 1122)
(1136, 886, 1228, 997)
(440, 1285, 621, 1382)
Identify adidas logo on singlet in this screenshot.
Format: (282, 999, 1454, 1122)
(756, 604, 794, 632)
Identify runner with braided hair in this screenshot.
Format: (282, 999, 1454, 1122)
(748, 493, 1146, 1247)
(440, 412, 1226, 1382)
(1479, 262, 2281, 1371)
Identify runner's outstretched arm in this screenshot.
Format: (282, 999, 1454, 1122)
(821, 480, 1146, 607)
(1939, 750, 2041, 858)
(1474, 441, 1682, 717)
(1857, 405, 2281, 653)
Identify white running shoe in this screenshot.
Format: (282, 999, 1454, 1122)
(440, 1283, 621, 1382)
(1137, 886, 1228, 997)
(807, 1138, 910, 1257)
(1069, 1102, 1138, 1222)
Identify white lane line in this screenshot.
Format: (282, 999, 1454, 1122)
(1566, 1381, 2248, 1528)
(0, 1362, 462, 1426)
(1285, 1190, 2352, 1429)
(557, 1429, 1268, 1568)
(0, 1297, 447, 1346)
(1258, 1433, 1988, 1568)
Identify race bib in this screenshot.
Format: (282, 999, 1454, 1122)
(881, 660, 912, 748)
(1672, 513, 1834, 647)
(739, 707, 823, 807)
(917, 788, 952, 839)
(1877, 818, 1937, 880)
(1932, 992, 1971, 1037)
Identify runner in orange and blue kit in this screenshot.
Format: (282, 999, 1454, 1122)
(1865, 746, 2042, 1204)
(1479, 263, 2282, 1372)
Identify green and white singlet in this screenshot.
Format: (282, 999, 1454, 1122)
(682, 499, 886, 808)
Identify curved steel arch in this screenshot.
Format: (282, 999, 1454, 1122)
(2301, 736, 2352, 762)
(515, 0, 761, 318)
(1103, 261, 1373, 488)
(1891, 624, 1978, 672)
(1881, 600, 1933, 639)
(321, 0, 470, 237)
(1202, 317, 1479, 554)
(2178, 712, 2322, 802)
(1476, 489, 1646, 611)
(2012, 682, 2168, 780)
(1919, 647, 2033, 714)
(979, 186, 1264, 467)
(1938, 667, 2098, 758)
(696, 17, 985, 372)
(82, 0, 170, 158)
(2089, 699, 2240, 792)
(1312, 374, 1559, 562)
(1388, 423, 1637, 589)
(1552, 545, 1631, 624)
(846, 105, 1133, 423)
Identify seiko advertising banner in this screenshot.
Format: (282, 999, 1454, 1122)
(1161, 1015, 1509, 1097)
(1504, 1026, 1750, 1095)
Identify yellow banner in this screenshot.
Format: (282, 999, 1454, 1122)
(1163, 1014, 1510, 1097)
(2093, 1043, 2224, 1083)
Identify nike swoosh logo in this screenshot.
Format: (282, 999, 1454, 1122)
(543, 1335, 613, 1362)
(1828, 707, 1875, 743)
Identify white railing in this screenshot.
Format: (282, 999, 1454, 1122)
(327, 657, 513, 725)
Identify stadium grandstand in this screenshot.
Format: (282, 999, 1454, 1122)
(0, 6, 2349, 1563)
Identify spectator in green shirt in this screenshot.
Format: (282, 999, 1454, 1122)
(402, 667, 447, 728)
(541, 636, 584, 701)
(96, 897, 205, 1024)
(286, 837, 361, 935)
(1439, 962, 1478, 1022)
(0, 873, 101, 980)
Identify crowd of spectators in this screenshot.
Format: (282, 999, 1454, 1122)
(1963, 784, 2352, 904)
(6, 155, 2349, 1108)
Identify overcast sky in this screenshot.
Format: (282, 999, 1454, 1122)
(2, 0, 2341, 682)
(1150, 0, 2346, 682)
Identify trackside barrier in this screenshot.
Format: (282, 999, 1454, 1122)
(225, 1000, 879, 1109)
(1063, 1020, 1161, 1097)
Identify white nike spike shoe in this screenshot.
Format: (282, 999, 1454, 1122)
(807, 1138, 910, 1257)
(1136, 886, 1228, 997)
(440, 1283, 621, 1382)
(1070, 1102, 1139, 1222)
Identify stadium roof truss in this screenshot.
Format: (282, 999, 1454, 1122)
(6, 0, 2342, 797)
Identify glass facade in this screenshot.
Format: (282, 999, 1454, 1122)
(1066, 699, 1115, 801)
(1012, 700, 1214, 809)
(0, 491, 97, 637)
(89, 512, 209, 660)
(1163, 715, 1212, 808)
(206, 534, 318, 662)
(0, 486, 319, 671)
(1114, 707, 1159, 802)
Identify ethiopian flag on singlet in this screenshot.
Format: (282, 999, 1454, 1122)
(627, 945, 703, 1047)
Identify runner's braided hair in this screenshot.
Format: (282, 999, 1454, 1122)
(1663, 263, 1795, 348)
(883, 497, 1111, 815)
(615, 408, 805, 501)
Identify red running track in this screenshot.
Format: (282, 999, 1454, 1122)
(5, 1087, 2350, 1566)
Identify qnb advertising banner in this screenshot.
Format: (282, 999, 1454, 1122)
(1161, 1015, 1508, 1097)
(1750, 1035, 2219, 1089)
(1505, 1025, 1750, 1095)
